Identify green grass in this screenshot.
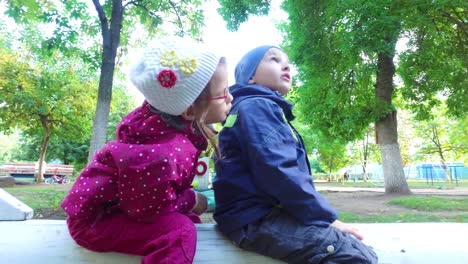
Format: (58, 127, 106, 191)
(3, 187, 67, 210)
(339, 212, 468, 223)
(388, 196, 468, 211)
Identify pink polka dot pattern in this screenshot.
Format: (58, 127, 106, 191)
(61, 102, 207, 222)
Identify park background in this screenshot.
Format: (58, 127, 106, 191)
(0, 0, 466, 197)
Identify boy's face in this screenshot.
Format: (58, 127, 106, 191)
(248, 48, 292, 95)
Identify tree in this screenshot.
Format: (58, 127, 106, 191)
(288, 84, 350, 180)
(5, 0, 207, 164)
(87, 0, 207, 163)
(281, 0, 412, 194)
(413, 106, 468, 183)
(398, 2, 467, 120)
(0, 47, 97, 182)
(12, 84, 136, 172)
(218, 0, 465, 194)
(348, 125, 381, 181)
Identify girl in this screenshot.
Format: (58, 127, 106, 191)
(61, 37, 232, 264)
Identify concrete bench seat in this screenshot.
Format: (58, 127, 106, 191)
(1, 220, 467, 264)
(0, 220, 283, 264)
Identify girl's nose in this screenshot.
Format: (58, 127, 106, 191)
(283, 63, 290, 72)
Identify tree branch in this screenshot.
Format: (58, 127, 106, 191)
(442, 11, 467, 36)
(128, 1, 162, 21)
(168, 0, 184, 35)
(92, 0, 110, 39)
(123, 0, 141, 9)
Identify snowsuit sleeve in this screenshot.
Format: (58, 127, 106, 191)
(62, 141, 199, 222)
(61, 146, 119, 219)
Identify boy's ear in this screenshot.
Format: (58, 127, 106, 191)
(181, 105, 195, 121)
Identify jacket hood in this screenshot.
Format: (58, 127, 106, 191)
(116, 101, 207, 150)
(229, 84, 295, 121)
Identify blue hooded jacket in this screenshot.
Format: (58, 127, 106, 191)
(213, 84, 338, 234)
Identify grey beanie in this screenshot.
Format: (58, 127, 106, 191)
(234, 45, 275, 85)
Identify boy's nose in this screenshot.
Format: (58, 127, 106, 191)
(283, 64, 290, 72)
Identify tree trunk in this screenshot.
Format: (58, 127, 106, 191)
(375, 51, 411, 194)
(35, 115, 50, 183)
(432, 126, 453, 183)
(362, 132, 369, 181)
(88, 0, 123, 163)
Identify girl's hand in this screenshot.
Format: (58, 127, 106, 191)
(331, 220, 364, 240)
(192, 192, 208, 215)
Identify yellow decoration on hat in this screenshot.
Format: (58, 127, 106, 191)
(160, 50, 178, 67)
(179, 56, 198, 74)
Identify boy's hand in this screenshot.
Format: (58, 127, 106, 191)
(331, 220, 364, 240)
(192, 192, 208, 215)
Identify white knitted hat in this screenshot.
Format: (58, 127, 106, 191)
(129, 37, 221, 116)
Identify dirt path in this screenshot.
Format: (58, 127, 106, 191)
(200, 191, 467, 223)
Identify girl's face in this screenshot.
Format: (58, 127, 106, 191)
(199, 62, 232, 124)
(249, 48, 292, 95)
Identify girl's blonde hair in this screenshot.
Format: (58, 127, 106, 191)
(192, 57, 227, 159)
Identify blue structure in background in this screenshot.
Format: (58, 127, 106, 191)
(416, 163, 467, 186)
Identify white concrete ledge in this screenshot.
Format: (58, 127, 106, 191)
(0, 188, 33, 220)
(0, 220, 467, 263)
(0, 220, 282, 264)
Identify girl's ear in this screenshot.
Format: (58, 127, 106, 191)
(181, 105, 196, 121)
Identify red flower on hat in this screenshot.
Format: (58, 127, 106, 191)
(157, 69, 177, 88)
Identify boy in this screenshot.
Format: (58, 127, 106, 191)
(213, 46, 378, 263)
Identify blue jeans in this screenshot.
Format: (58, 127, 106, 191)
(226, 208, 378, 264)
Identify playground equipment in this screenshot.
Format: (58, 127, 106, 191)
(191, 157, 216, 212)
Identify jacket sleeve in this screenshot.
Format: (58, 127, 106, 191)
(236, 99, 338, 226)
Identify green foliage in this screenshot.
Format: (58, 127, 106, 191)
(412, 105, 468, 164)
(5, 0, 99, 69)
(0, 48, 96, 135)
(5, 1, 208, 161)
(281, 0, 401, 142)
(293, 120, 350, 174)
(279, 0, 466, 143)
(217, 0, 271, 31)
(0, 43, 97, 170)
(8, 85, 137, 168)
(215, 0, 465, 178)
(0, 131, 19, 163)
(12, 132, 90, 167)
(309, 159, 326, 174)
(397, 0, 467, 119)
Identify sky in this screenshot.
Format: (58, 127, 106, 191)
(201, 0, 287, 83)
